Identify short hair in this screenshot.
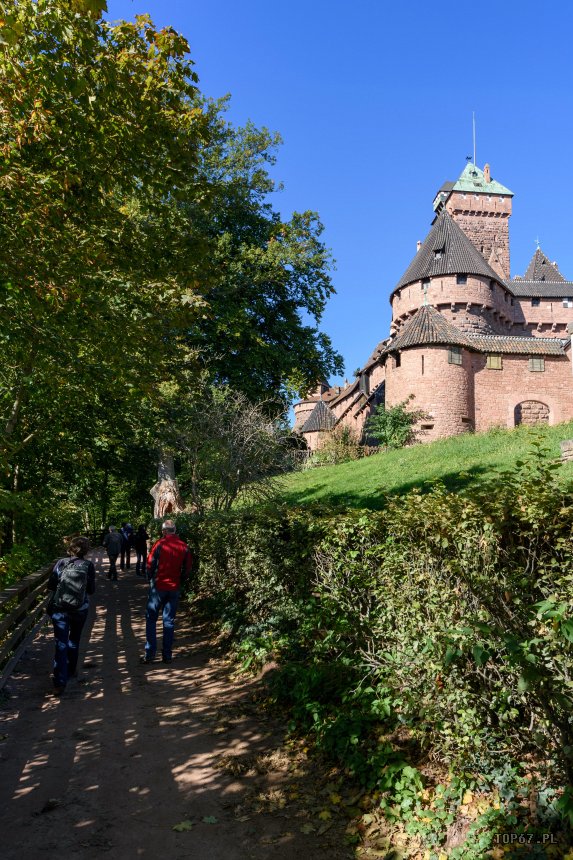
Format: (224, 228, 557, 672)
(162, 519, 176, 534)
(69, 536, 90, 558)
(109, 525, 117, 532)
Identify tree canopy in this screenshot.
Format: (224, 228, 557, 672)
(0, 0, 342, 566)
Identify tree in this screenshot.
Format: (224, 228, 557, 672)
(0, 1, 207, 546)
(170, 385, 290, 513)
(365, 397, 425, 450)
(182, 103, 344, 403)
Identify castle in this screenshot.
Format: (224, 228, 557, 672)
(293, 162, 573, 448)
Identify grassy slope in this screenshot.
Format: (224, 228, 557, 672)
(278, 422, 573, 509)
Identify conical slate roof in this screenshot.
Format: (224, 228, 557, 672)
(300, 399, 336, 433)
(523, 248, 566, 282)
(385, 304, 469, 352)
(394, 210, 502, 291)
(384, 305, 568, 356)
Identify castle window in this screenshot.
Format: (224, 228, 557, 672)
(528, 357, 545, 372)
(448, 346, 462, 366)
(434, 248, 444, 260)
(486, 354, 502, 370)
(456, 274, 467, 285)
(394, 352, 401, 368)
(531, 297, 540, 307)
(510, 297, 514, 306)
(563, 297, 573, 308)
(422, 278, 430, 291)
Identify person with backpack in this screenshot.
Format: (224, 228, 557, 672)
(134, 524, 149, 577)
(46, 535, 96, 695)
(141, 519, 192, 665)
(120, 522, 134, 571)
(103, 525, 122, 580)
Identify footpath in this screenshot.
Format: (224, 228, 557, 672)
(0, 549, 354, 860)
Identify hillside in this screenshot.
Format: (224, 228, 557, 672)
(279, 422, 573, 509)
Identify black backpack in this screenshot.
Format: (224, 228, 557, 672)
(52, 559, 90, 613)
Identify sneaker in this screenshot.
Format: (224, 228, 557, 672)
(162, 656, 173, 664)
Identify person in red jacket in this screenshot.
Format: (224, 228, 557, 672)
(140, 519, 192, 664)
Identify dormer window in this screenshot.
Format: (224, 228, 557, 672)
(456, 274, 467, 285)
(434, 248, 444, 260)
(531, 298, 540, 307)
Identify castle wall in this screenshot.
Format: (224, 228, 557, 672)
(445, 191, 512, 278)
(391, 275, 514, 335)
(385, 346, 473, 441)
(472, 353, 573, 430)
(293, 398, 319, 433)
(517, 297, 573, 335)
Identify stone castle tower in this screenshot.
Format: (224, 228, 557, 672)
(294, 161, 573, 449)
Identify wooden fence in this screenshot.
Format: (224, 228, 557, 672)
(0, 530, 104, 690)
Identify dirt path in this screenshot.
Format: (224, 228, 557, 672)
(0, 550, 355, 860)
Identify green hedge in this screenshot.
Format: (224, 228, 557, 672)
(171, 442, 573, 855)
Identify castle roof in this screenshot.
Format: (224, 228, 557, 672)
(523, 248, 565, 282)
(394, 210, 502, 292)
(385, 305, 568, 356)
(465, 333, 567, 355)
(300, 399, 336, 433)
(385, 304, 468, 351)
(449, 162, 513, 197)
(506, 280, 573, 298)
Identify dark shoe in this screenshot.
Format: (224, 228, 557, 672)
(53, 686, 65, 696)
(162, 656, 173, 664)
(112, 575, 118, 581)
(139, 655, 154, 664)
(106, 573, 112, 579)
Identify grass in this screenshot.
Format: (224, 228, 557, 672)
(278, 422, 573, 509)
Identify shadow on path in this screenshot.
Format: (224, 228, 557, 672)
(0, 550, 353, 859)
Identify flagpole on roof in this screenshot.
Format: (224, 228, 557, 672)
(473, 111, 476, 166)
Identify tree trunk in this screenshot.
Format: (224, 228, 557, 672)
(150, 452, 185, 519)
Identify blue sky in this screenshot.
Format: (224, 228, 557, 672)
(108, 0, 573, 387)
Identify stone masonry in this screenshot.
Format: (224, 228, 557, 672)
(294, 161, 573, 450)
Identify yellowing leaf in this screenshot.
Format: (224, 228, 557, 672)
(318, 809, 331, 820)
(329, 793, 342, 804)
(172, 820, 194, 832)
(462, 790, 474, 805)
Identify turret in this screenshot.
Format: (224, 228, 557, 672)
(433, 163, 513, 279)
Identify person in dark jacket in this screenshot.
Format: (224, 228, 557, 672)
(47, 536, 96, 695)
(103, 525, 122, 580)
(134, 524, 149, 577)
(141, 520, 192, 664)
(120, 522, 134, 570)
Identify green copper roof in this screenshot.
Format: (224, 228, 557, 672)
(451, 162, 513, 196)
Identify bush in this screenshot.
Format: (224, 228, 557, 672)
(365, 395, 426, 449)
(184, 439, 573, 851)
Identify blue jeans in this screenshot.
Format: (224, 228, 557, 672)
(145, 585, 180, 661)
(52, 609, 88, 688)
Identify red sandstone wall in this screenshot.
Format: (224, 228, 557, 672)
(391, 276, 514, 335)
(518, 297, 573, 335)
(445, 191, 512, 278)
(473, 352, 573, 430)
(391, 276, 573, 339)
(385, 346, 473, 440)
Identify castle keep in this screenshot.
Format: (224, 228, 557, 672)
(294, 162, 573, 448)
